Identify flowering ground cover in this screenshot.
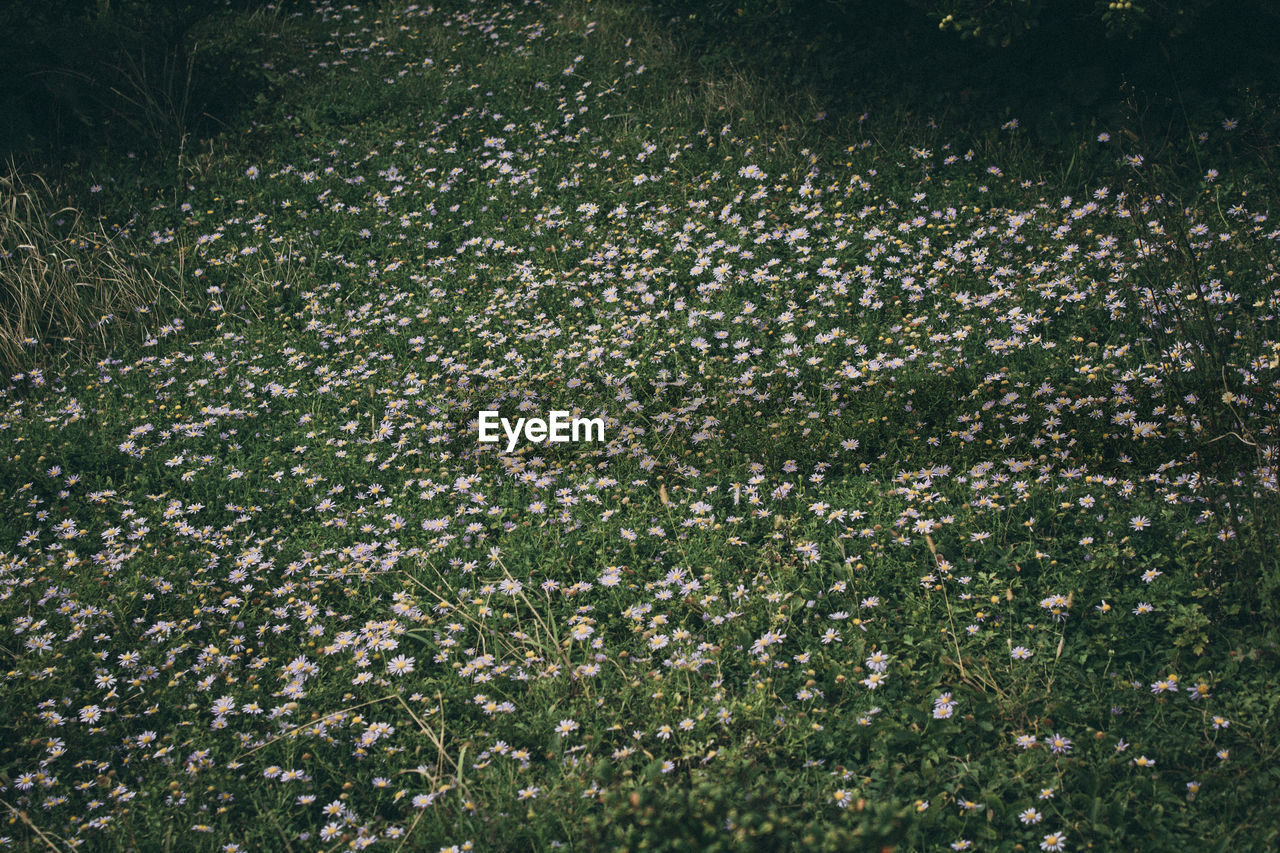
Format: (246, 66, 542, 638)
(1, 1, 1278, 850)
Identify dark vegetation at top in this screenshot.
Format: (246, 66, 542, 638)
(649, 0, 1279, 179)
(0, 0, 296, 170)
(4, 0, 1277, 187)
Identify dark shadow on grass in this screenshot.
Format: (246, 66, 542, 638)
(645, 0, 1280, 168)
(0, 0, 305, 170)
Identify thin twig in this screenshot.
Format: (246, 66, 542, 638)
(235, 695, 392, 760)
(1, 800, 63, 852)
(1205, 431, 1256, 448)
(392, 694, 460, 777)
(925, 534, 966, 680)
(394, 810, 426, 853)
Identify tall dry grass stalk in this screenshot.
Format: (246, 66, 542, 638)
(0, 169, 184, 374)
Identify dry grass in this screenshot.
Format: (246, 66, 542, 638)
(0, 169, 183, 374)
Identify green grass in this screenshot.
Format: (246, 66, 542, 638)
(0, 0, 1278, 850)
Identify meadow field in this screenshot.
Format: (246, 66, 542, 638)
(1, 0, 1278, 849)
